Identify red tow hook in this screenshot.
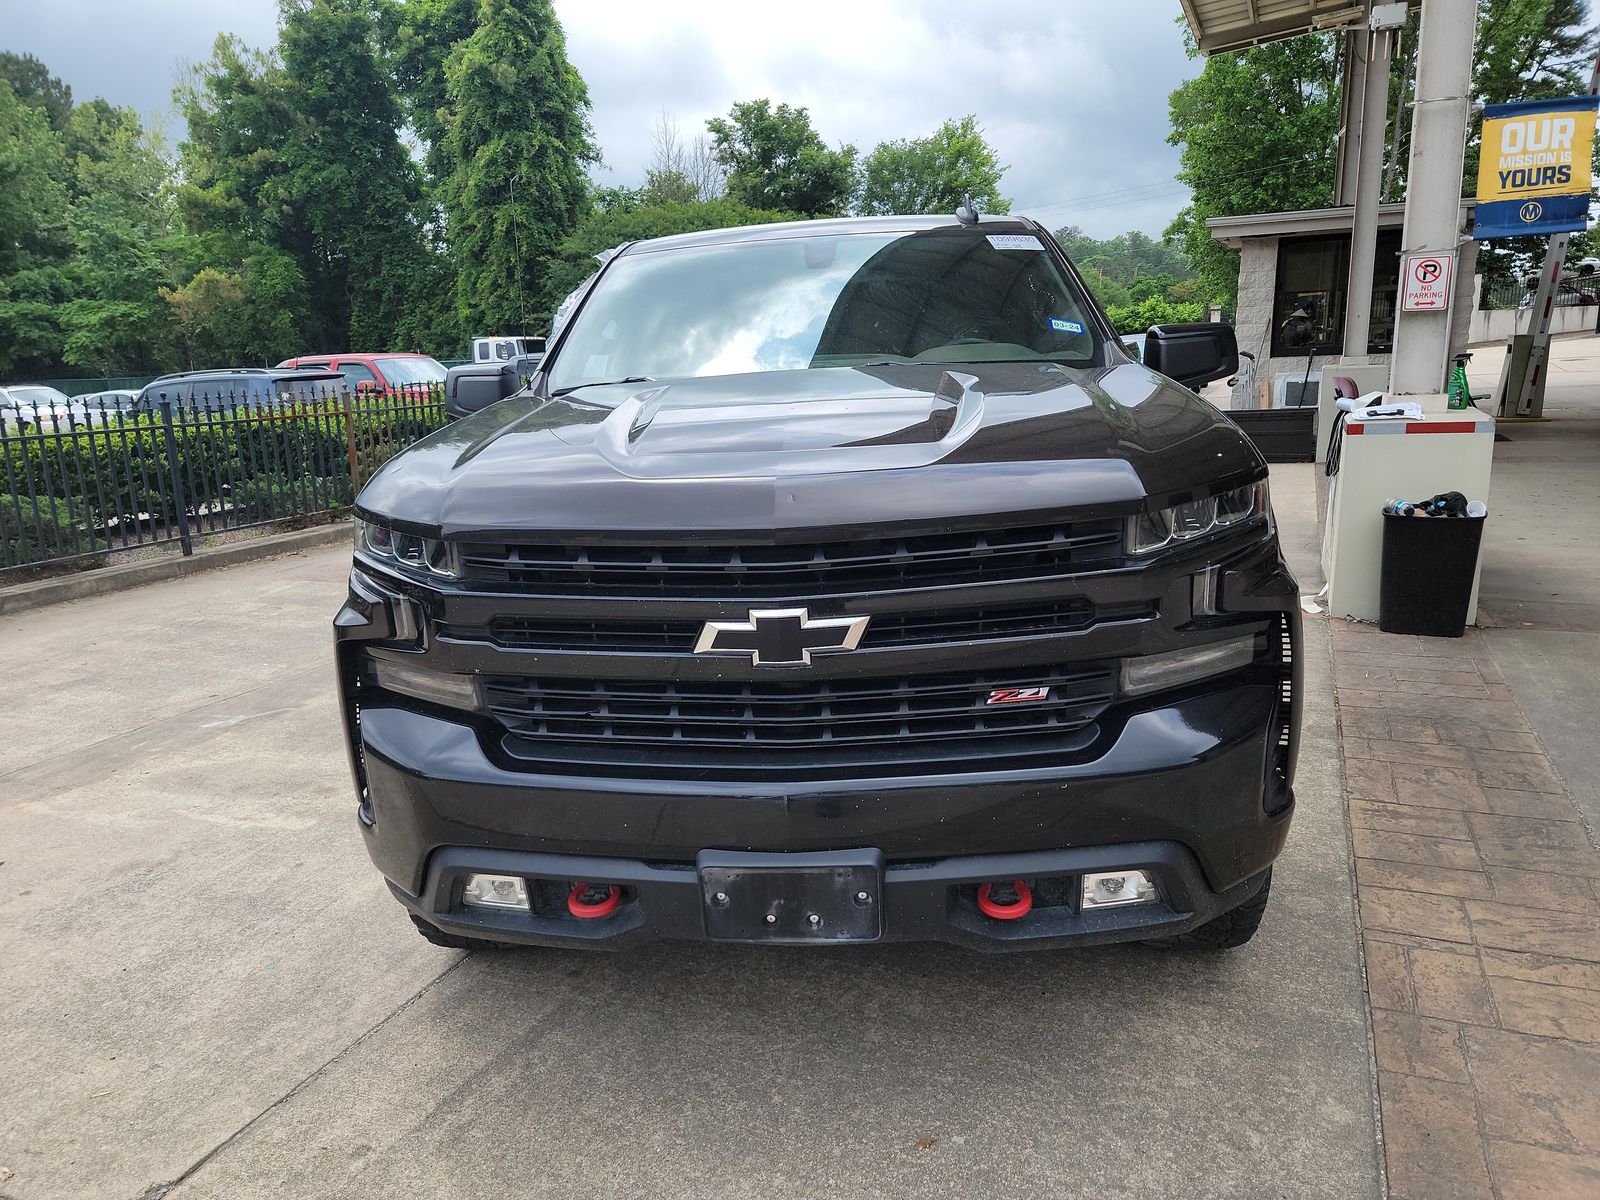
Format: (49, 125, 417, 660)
(976, 879, 1033, 921)
(567, 882, 623, 919)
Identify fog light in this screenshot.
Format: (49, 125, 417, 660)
(462, 873, 529, 911)
(1081, 870, 1159, 909)
(369, 655, 480, 711)
(1120, 635, 1255, 697)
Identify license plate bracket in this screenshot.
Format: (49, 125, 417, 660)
(698, 849, 884, 943)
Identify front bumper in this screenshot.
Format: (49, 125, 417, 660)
(389, 842, 1275, 952)
(337, 522, 1300, 951)
(352, 673, 1292, 951)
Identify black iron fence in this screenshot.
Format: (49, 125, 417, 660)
(1479, 274, 1600, 311)
(1, 384, 448, 577)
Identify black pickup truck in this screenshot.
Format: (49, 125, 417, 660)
(335, 214, 1300, 953)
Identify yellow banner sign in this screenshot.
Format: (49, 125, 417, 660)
(1474, 97, 1599, 238)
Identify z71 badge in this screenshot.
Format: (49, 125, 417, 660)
(986, 686, 1051, 705)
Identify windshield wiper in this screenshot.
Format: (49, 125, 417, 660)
(551, 376, 653, 397)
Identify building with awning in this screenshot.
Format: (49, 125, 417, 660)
(1207, 200, 1476, 408)
(1178, 1, 1477, 415)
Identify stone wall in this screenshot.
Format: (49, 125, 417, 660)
(1229, 238, 1278, 409)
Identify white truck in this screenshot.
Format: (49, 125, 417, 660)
(471, 336, 544, 363)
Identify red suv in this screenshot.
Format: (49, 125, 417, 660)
(275, 352, 447, 392)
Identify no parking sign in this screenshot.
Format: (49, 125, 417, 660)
(1400, 251, 1453, 312)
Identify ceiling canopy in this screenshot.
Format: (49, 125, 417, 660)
(1178, 0, 1368, 55)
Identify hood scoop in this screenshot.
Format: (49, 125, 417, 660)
(591, 371, 986, 480)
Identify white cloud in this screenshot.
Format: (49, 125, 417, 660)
(560, 0, 1201, 236)
(6, 0, 1201, 237)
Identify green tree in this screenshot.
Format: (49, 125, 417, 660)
(277, 0, 447, 350)
(1055, 226, 1195, 288)
(1164, 33, 1343, 306)
(643, 169, 701, 206)
(1055, 225, 1203, 309)
(159, 255, 308, 370)
(0, 81, 72, 377)
(175, 33, 310, 349)
(858, 115, 1010, 216)
(0, 52, 72, 132)
(392, 0, 478, 182)
(707, 100, 857, 217)
(59, 106, 188, 372)
(539, 198, 793, 320)
(438, 0, 598, 332)
(177, 3, 454, 357)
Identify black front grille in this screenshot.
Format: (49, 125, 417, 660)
(442, 597, 1157, 654)
(482, 663, 1116, 780)
(459, 520, 1124, 597)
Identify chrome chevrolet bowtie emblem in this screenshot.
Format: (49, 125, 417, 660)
(693, 607, 870, 666)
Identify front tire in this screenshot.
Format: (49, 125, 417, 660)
(1155, 870, 1272, 950)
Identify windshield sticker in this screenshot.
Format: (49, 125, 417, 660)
(1049, 317, 1085, 334)
(986, 234, 1044, 251)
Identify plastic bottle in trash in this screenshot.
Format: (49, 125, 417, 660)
(1384, 497, 1415, 516)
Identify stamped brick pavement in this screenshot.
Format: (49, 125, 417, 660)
(1330, 619, 1600, 1200)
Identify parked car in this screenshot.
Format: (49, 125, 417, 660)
(339, 213, 1294, 956)
(0, 384, 76, 430)
(274, 352, 447, 392)
(137, 367, 344, 410)
(471, 335, 545, 363)
(68, 389, 150, 424)
(1522, 256, 1600, 288)
(72, 388, 144, 407)
(1517, 283, 1598, 309)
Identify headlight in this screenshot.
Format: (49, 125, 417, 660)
(1129, 481, 1267, 555)
(355, 518, 457, 577)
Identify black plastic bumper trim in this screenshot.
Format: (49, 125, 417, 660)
(389, 841, 1272, 953)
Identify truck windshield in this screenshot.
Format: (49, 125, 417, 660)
(545, 227, 1100, 393)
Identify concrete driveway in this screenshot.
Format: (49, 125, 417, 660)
(1, 465, 1381, 1199)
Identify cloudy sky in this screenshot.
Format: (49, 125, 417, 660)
(5, 0, 1202, 238)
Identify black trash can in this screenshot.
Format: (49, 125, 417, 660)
(1378, 513, 1487, 637)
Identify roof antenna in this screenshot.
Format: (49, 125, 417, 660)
(955, 193, 980, 225)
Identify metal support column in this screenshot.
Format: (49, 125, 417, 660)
(1334, 29, 1368, 206)
(1343, 15, 1396, 358)
(1389, 0, 1476, 395)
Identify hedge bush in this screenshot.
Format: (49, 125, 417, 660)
(1, 495, 105, 569)
(1, 390, 447, 569)
(1102, 297, 1208, 336)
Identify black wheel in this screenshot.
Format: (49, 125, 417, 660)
(1153, 870, 1272, 950)
(408, 913, 515, 952)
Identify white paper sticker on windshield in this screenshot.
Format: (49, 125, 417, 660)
(986, 234, 1044, 251)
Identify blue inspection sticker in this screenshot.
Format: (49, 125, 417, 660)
(1049, 317, 1084, 334)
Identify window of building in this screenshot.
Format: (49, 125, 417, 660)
(1271, 230, 1401, 358)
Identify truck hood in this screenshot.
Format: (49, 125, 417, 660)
(357, 362, 1264, 537)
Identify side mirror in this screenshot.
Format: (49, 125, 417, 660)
(1143, 322, 1239, 390)
(356, 379, 378, 391)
